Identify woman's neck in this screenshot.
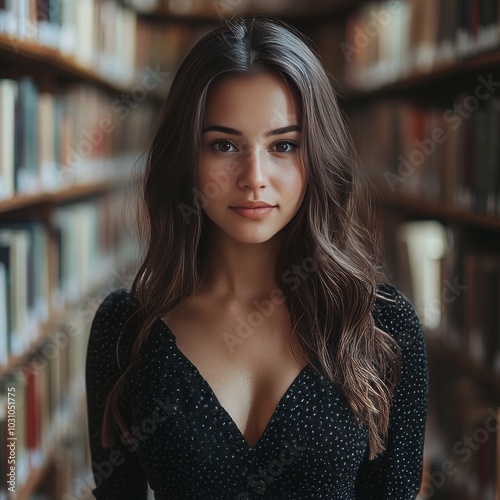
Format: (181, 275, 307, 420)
(201, 229, 284, 303)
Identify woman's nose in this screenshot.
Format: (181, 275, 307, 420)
(237, 149, 269, 190)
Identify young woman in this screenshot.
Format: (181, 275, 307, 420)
(85, 17, 428, 499)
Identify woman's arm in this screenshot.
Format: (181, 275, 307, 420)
(85, 289, 149, 499)
(355, 284, 429, 499)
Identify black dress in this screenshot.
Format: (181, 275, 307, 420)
(85, 282, 428, 499)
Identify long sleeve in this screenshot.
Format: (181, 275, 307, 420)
(355, 283, 429, 499)
(85, 288, 149, 499)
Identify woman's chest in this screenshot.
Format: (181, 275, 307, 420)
(127, 337, 369, 497)
(160, 300, 310, 449)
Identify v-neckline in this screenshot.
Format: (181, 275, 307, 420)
(156, 318, 310, 451)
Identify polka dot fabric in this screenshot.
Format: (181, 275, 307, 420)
(85, 282, 429, 499)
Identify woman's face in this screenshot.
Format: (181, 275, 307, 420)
(197, 72, 306, 245)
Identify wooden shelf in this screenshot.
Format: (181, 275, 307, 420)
(344, 48, 500, 101)
(133, 0, 361, 24)
(373, 186, 500, 231)
(0, 180, 125, 215)
(0, 34, 131, 95)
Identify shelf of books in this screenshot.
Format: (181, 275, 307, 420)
(311, 0, 500, 497)
(0, 0, 180, 496)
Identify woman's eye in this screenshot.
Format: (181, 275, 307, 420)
(272, 141, 298, 153)
(212, 140, 236, 153)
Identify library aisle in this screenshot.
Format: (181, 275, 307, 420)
(0, 0, 498, 499)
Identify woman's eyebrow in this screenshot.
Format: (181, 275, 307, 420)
(266, 125, 301, 136)
(202, 125, 301, 136)
(203, 125, 242, 135)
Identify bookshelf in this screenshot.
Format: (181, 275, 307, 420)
(0, 34, 133, 96)
(0, 0, 167, 497)
(310, 0, 500, 498)
(343, 49, 500, 100)
(374, 186, 500, 231)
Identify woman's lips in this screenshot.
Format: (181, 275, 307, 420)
(230, 206, 275, 219)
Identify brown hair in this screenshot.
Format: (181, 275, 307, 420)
(102, 16, 401, 460)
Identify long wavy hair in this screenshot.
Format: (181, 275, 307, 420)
(101, 16, 401, 460)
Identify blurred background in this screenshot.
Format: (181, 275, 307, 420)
(0, 0, 499, 498)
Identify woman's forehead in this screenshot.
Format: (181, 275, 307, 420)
(204, 73, 301, 133)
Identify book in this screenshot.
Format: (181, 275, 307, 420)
(344, 0, 500, 90)
(0, 79, 16, 200)
(15, 77, 39, 194)
(464, 250, 500, 372)
(348, 95, 500, 214)
(0, 218, 50, 359)
(0, 263, 7, 366)
(0, 230, 30, 357)
(395, 220, 448, 333)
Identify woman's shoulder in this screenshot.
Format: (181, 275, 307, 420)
(374, 282, 419, 320)
(90, 287, 142, 337)
(86, 288, 142, 367)
(93, 287, 138, 318)
(373, 282, 425, 349)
